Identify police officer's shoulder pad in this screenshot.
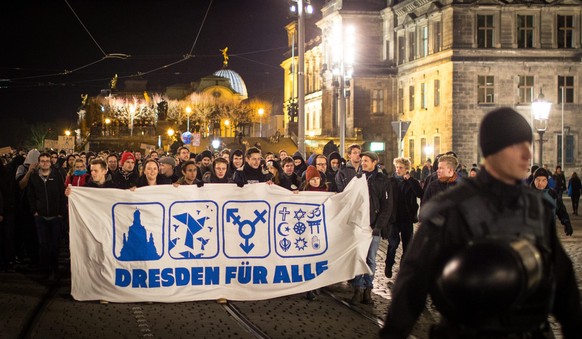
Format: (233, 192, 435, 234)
(419, 198, 455, 227)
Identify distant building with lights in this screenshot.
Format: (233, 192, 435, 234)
(78, 58, 272, 152)
(284, 0, 582, 170)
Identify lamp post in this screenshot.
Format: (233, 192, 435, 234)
(258, 108, 264, 137)
(532, 90, 552, 166)
(560, 85, 565, 170)
(332, 23, 355, 155)
(185, 106, 192, 132)
(290, 0, 313, 156)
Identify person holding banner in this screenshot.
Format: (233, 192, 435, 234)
(174, 160, 204, 187)
(135, 159, 171, 187)
(233, 147, 272, 186)
(350, 151, 397, 305)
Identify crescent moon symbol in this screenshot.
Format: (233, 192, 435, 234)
(277, 222, 289, 237)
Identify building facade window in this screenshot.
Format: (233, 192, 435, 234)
(434, 136, 441, 157)
(398, 36, 406, 64)
(558, 76, 574, 104)
(477, 15, 495, 48)
(434, 79, 441, 106)
(421, 83, 427, 109)
(398, 87, 404, 114)
(409, 85, 415, 111)
(557, 15, 574, 49)
(419, 26, 428, 57)
(518, 75, 534, 104)
(478, 75, 495, 104)
(432, 21, 442, 53)
(557, 134, 575, 165)
(409, 139, 415, 165)
(372, 89, 384, 115)
(420, 138, 427, 164)
(408, 31, 416, 61)
(517, 15, 534, 48)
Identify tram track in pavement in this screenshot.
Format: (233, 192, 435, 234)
(221, 302, 271, 339)
(17, 275, 61, 339)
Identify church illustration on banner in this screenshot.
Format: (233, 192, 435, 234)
(119, 209, 161, 261)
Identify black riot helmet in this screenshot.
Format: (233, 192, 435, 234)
(433, 238, 543, 325)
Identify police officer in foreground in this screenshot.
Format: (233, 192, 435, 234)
(380, 107, 582, 338)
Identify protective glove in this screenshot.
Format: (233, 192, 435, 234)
(196, 181, 204, 188)
(564, 222, 573, 236)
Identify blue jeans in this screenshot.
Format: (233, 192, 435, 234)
(353, 235, 381, 289)
(34, 216, 63, 274)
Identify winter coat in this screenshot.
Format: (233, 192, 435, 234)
(27, 169, 66, 217)
(335, 161, 359, 193)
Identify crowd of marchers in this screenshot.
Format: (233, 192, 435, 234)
(0, 116, 581, 338)
(0, 143, 577, 282)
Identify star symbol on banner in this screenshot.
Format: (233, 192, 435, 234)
(294, 208, 306, 221)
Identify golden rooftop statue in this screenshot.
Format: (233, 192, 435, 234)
(220, 47, 229, 68)
(110, 74, 118, 89)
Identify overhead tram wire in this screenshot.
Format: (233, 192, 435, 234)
(64, 0, 107, 58)
(1, 1, 130, 86)
(114, 0, 215, 82)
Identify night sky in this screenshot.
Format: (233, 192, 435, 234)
(0, 0, 323, 125)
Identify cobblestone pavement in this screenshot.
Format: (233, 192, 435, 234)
(0, 198, 580, 338)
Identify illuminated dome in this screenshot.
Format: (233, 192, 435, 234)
(213, 69, 248, 98)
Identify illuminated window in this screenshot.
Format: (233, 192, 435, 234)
(419, 26, 428, 57)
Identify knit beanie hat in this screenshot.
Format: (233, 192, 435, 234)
(479, 107, 532, 157)
(200, 150, 213, 160)
(159, 156, 176, 167)
(305, 165, 320, 182)
(328, 151, 342, 163)
(120, 151, 135, 165)
(532, 167, 550, 180)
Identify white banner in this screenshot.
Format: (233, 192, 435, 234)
(68, 177, 372, 302)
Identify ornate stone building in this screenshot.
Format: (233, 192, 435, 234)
(284, 0, 582, 170)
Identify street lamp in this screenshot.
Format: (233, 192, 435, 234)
(185, 106, 192, 132)
(290, 0, 313, 156)
(532, 90, 552, 166)
(65, 130, 71, 136)
(332, 23, 355, 155)
(258, 108, 264, 137)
